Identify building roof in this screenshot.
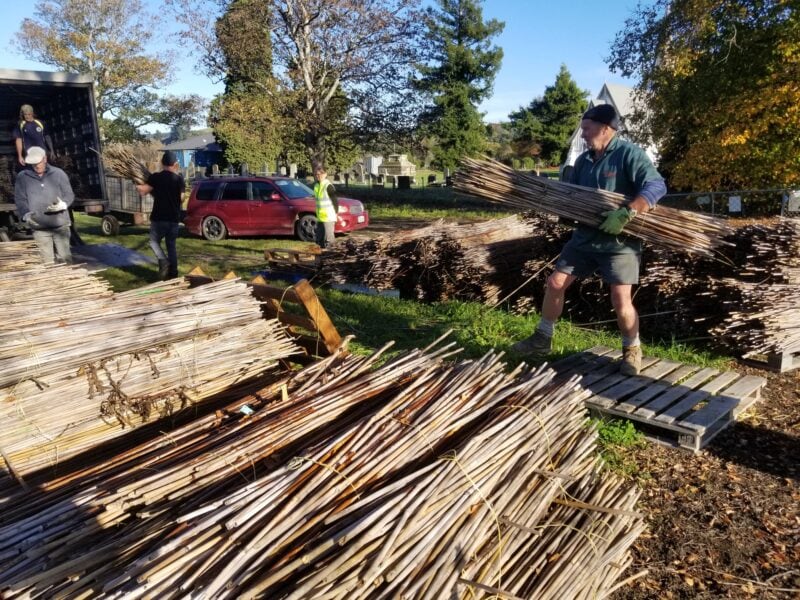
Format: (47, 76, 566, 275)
(0, 68, 94, 86)
(599, 82, 636, 119)
(162, 132, 222, 152)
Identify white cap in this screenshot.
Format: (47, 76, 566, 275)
(24, 146, 47, 165)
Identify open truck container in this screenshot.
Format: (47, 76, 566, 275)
(0, 68, 107, 241)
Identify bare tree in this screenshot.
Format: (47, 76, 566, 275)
(172, 0, 422, 164)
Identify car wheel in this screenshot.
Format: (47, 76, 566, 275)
(202, 216, 227, 241)
(295, 214, 318, 242)
(101, 215, 120, 236)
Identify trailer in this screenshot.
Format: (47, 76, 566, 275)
(100, 175, 154, 235)
(0, 68, 107, 240)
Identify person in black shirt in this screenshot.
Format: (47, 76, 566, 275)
(136, 151, 184, 279)
(14, 104, 55, 167)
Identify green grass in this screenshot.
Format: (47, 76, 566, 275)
(369, 203, 511, 221)
(74, 211, 730, 371)
(592, 418, 650, 480)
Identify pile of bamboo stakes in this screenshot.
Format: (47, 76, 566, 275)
(0, 264, 300, 483)
(455, 157, 733, 258)
(321, 215, 552, 303)
(0, 337, 645, 599)
(708, 218, 800, 357)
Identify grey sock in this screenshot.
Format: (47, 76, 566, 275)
(537, 318, 555, 337)
(622, 334, 640, 348)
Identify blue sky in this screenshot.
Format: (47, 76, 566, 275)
(1, 0, 637, 124)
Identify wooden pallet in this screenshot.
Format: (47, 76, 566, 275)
(263, 247, 321, 272)
(550, 347, 767, 452)
(186, 267, 342, 361)
(741, 350, 800, 373)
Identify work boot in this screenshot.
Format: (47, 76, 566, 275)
(620, 345, 642, 376)
(511, 330, 552, 357)
(157, 259, 170, 280)
(166, 263, 179, 280)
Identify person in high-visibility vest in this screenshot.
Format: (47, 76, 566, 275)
(313, 166, 339, 248)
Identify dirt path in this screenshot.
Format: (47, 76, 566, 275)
(613, 366, 800, 599)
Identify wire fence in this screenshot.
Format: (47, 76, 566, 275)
(659, 188, 800, 218)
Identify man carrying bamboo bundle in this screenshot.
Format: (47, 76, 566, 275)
(14, 146, 74, 264)
(512, 104, 666, 375)
(136, 151, 184, 279)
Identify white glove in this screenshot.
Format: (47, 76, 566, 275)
(23, 212, 40, 227)
(45, 199, 68, 214)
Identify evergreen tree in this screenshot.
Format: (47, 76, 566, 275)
(415, 0, 504, 171)
(509, 65, 588, 165)
(209, 0, 283, 169)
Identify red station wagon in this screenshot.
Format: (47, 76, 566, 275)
(184, 176, 369, 242)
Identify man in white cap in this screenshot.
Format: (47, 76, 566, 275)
(14, 146, 75, 264)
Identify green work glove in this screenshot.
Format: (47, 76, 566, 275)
(599, 206, 637, 235)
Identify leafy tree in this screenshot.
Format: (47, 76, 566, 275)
(415, 0, 504, 170)
(204, 0, 284, 168)
(15, 0, 171, 127)
(508, 65, 588, 165)
(608, 0, 800, 190)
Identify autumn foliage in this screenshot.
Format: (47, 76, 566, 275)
(609, 0, 800, 190)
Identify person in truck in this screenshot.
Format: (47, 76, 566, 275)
(14, 104, 55, 167)
(14, 146, 74, 264)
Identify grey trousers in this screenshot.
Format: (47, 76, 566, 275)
(33, 225, 72, 264)
(316, 220, 336, 248)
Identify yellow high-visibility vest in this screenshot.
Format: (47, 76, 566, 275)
(313, 180, 337, 223)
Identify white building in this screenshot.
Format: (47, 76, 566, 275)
(564, 83, 659, 168)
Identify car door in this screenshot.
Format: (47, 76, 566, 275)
(217, 180, 251, 234)
(249, 181, 296, 234)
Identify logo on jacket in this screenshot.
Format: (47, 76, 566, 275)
(603, 169, 617, 179)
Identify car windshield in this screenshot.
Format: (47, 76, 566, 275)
(274, 179, 314, 199)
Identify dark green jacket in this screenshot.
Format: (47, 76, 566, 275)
(569, 136, 663, 254)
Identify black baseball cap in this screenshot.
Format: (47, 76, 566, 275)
(582, 104, 621, 130)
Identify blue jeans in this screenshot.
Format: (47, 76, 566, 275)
(149, 221, 179, 270)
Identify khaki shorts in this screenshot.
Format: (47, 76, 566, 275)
(555, 242, 641, 285)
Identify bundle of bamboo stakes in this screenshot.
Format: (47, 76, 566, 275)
(0, 240, 43, 271)
(99, 144, 151, 184)
(455, 157, 733, 258)
(0, 264, 300, 482)
(0, 337, 646, 599)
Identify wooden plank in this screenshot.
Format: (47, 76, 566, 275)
(588, 358, 680, 410)
(293, 280, 342, 353)
(583, 356, 660, 400)
(635, 367, 719, 419)
(262, 306, 318, 332)
(615, 364, 700, 414)
(249, 282, 302, 305)
(654, 371, 740, 425)
(682, 395, 741, 433)
(719, 375, 767, 401)
(550, 346, 615, 378)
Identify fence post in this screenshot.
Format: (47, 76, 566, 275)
(711, 192, 716, 216)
